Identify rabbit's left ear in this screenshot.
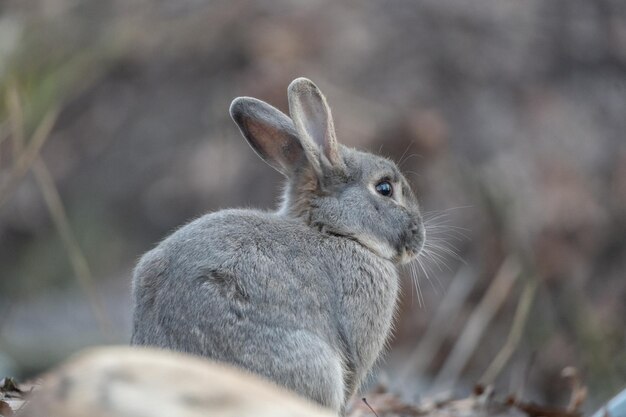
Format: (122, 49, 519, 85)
(288, 78, 344, 173)
(230, 97, 305, 177)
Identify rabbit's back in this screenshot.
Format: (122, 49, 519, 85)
(131, 209, 339, 340)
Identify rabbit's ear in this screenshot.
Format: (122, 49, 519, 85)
(230, 97, 305, 176)
(288, 78, 343, 173)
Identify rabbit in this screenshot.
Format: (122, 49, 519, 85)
(130, 77, 425, 415)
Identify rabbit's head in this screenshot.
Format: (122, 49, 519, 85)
(230, 78, 424, 264)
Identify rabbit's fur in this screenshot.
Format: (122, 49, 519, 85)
(131, 78, 425, 414)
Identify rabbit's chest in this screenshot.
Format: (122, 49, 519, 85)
(337, 257, 398, 373)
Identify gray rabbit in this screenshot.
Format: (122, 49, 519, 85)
(131, 78, 425, 414)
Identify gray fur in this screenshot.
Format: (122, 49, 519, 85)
(131, 78, 425, 414)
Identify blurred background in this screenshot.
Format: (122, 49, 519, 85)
(0, 0, 625, 414)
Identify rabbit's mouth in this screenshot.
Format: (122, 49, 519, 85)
(397, 246, 422, 265)
(396, 246, 418, 264)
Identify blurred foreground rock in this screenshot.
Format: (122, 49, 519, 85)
(18, 346, 334, 417)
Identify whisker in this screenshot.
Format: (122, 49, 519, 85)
(397, 141, 414, 167)
(412, 261, 423, 308)
(399, 153, 422, 168)
(422, 205, 474, 216)
(419, 250, 446, 293)
(426, 228, 469, 242)
(407, 262, 416, 306)
(404, 263, 415, 305)
(421, 248, 451, 273)
(425, 239, 463, 254)
(424, 222, 471, 233)
(423, 214, 456, 226)
(426, 230, 467, 242)
(415, 258, 428, 308)
(411, 261, 424, 308)
(427, 243, 467, 265)
(403, 170, 421, 178)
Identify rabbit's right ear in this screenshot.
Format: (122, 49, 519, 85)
(230, 97, 305, 177)
(288, 78, 344, 177)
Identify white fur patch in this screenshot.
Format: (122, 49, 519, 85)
(355, 234, 396, 260)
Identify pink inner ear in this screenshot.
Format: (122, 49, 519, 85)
(245, 118, 303, 174)
(280, 140, 304, 166)
(299, 98, 328, 150)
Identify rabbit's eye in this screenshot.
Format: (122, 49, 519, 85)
(375, 181, 393, 197)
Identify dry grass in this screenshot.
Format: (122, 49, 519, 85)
(1, 84, 111, 337)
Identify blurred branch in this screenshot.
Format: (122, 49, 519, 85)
(0, 121, 9, 151)
(32, 157, 112, 337)
(480, 277, 537, 385)
(0, 107, 57, 207)
(6, 83, 25, 154)
(2, 85, 112, 337)
(433, 256, 521, 394)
